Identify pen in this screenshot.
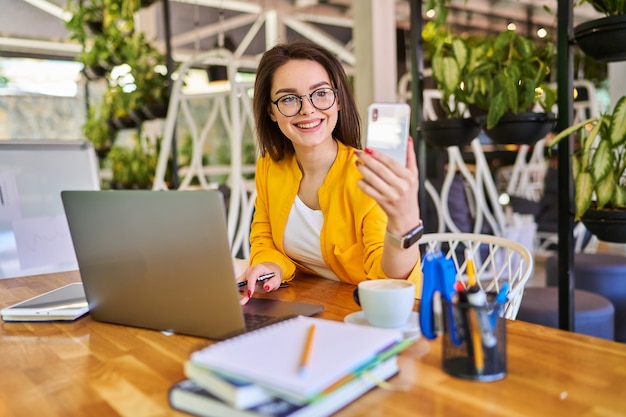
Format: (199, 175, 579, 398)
(467, 286, 496, 348)
(433, 290, 444, 336)
(495, 282, 510, 304)
(237, 272, 276, 288)
(299, 324, 316, 377)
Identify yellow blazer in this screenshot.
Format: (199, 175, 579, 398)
(249, 141, 422, 292)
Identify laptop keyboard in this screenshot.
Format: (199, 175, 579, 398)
(243, 313, 297, 332)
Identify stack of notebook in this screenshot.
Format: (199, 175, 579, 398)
(168, 316, 412, 417)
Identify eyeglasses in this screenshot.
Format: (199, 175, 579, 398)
(271, 88, 338, 117)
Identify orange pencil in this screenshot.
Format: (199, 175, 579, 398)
(468, 309, 484, 375)
(466, 253, 477, 287)
(298, 324, 316, 377)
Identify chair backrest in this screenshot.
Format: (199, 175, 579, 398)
(418, 232, 534, 320)
(152, 48, 259, 259)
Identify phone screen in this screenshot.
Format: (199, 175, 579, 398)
(366, 103, 411, 165)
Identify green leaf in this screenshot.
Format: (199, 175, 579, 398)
(541, 86, 557, 112)
(613, 185, 626, 209)
(609, 96, 626, 147)
(492, 30, 513, 60)
(519, 78, 536, 112)
(441, 57, 461, 93)
(590, 137, 613, 182)
(451, 38, 468, 69)
(432, 54, 444, 88)
(575, 171, 594, 219)
(551, 117, 596, 147)
(580, 118, 603, 166)
(572, 155, 581, 179)
(498, 71, 518, 113)
(595, 170, 615, 209)
(487, 92, 506, 129)
(513, 35, 533, 59)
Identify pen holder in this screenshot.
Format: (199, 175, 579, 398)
(441, 300, 506, 381)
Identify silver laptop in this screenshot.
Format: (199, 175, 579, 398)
(61, 190, 323, 340)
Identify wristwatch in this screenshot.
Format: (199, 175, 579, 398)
(385, 221, 424, 249)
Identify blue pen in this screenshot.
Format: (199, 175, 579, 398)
(495, 282, 510, 304)
(489, 282, 510, 327)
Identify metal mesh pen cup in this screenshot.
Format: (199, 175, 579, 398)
(441, 299, 507, 381)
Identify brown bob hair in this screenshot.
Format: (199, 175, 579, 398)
(253, 39, 361, 161)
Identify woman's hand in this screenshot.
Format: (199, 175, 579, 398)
(237, 262, 282, 305)
(355, 137, 420, 235)
(355, 138, 421, 279)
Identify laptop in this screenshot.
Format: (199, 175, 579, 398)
(60, 190, 323, 340)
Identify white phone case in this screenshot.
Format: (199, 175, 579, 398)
(365, 103, 411, 165)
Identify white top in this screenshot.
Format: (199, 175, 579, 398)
(283, 196, 339, 280)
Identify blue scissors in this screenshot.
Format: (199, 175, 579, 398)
(419, 251, 462, 345)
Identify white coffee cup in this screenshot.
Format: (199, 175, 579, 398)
(356, 279, 415, 328)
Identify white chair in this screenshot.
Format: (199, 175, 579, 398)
(418, 232, 534, 320)
(153, 48, 259, 259)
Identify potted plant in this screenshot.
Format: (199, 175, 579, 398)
(65, 0, 104, 45)
(467, 30, 557, 144)
(419, 24, 484, 148)
(106, 136, 158, 190)
(121, 32, 170, 120)
(550, 96, 626, 241)
(574, 0, 626, 62)
(83, 100, 114, 158)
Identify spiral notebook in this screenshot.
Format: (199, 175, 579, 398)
(189, 316, 409, 404)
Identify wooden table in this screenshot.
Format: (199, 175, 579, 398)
(1, 271, 625, 416)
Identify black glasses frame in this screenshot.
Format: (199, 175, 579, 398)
(271, 88, 338, 117)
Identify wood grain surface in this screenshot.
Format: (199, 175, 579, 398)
(1, 270, 625, 416)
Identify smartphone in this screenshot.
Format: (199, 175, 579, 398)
(365, 103, 411, 165)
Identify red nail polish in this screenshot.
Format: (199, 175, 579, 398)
(364, 147, 374, 155)
(247, 290, 252, 298)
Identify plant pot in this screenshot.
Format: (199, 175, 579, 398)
(86, 20, 104, 35)
(129, 107, 149, 124)
(580, 207, 626, 243)
(574, 15, 626, 62)
(83, 65, 108, 80)
(109, 116, 137, 130)
(481, 112, 556, 145)
(95, 146, 112, 160)
(142, 102, 169, 119)
(419, 117, 481, 148)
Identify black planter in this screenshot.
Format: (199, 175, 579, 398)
(83, 65, 108, 81)
(574, 15, 626, 62)
(419, 117, 481, 148)
(142, 101, 168, 119)
(109, 116, 137, 130)
(129, 107, 149, 124)
(580, 207, 626, 243)
(481, 112, 556, 145)
(86, 20, 104, 35)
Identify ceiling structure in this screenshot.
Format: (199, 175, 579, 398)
(0, 0, 605, 66)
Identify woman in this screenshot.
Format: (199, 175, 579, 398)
(238, 39, 423, 304)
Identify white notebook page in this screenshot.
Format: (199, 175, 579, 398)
(189, 316, 405, 403)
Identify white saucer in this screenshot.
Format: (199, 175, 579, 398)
(344, 311, 420, 340)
